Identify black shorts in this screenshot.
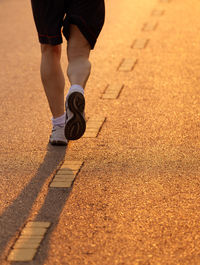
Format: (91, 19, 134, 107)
(31, 0, 105, 49)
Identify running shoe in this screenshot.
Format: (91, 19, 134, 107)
(65, 88, 86, 140)
(49, 125, 68, 146)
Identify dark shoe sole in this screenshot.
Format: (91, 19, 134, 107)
(65, 92, 86, 140)
(49, 140, 68, 146)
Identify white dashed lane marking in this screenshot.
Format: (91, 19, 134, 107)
(132, 39, 149, 49)
(118, 58, 137, 72)
(160, 0, 171, 3)
(83, 116, 106, 138)
(7, 222, 51, 261)
(151, 9, 165, 16)
(102, 83, 124, 99)
(142, 21, 158, 31)
(50, 160, 83, 188)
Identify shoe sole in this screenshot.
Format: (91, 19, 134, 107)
(65, 92, 86, 140)
(49, 140, 68, 146)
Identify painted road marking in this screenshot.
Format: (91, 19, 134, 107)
(151, 9, 165, 16)
(60, 164, 81, 170)
(50, 161, 83, 188)
(7, 222, 51, 261)
(53, 175, 75, 181)
(14, 240, 41, 249)
(49, 182, 73, 188)
(102, 83, 124, 99)
(8, 249, 36, 262)
(25, 222, 51, 228)
(56, 168, 77, 175)
(83, 116, 106, 138)
(132, 39, 149, 49)
(118, 58, 137, 72)
(142, 21, 158, 31)
(21, 227, 47, 236)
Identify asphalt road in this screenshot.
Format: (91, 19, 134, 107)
(1, 0, 200, 264)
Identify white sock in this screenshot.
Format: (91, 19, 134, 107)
(67, 84, 84, 96)
(52, 112, 66, 127)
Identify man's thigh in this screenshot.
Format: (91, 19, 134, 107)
(63, 0, 105, 49)
(31, 0, 65, 45)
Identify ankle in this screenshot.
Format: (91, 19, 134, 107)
(52, 112, 66, 127)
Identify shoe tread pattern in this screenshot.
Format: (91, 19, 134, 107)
(65, 92, 86, 140)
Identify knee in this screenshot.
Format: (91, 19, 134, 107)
(67, 43, 90, 62)
(41, 44, 61, 58)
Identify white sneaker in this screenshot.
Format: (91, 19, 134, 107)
(49, 125, 68, 146)
(65, 88, 86, 140)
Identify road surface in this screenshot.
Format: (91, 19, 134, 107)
(0, 0, 200, 264)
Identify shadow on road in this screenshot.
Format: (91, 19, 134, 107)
(0, 144, 66, 262)
(32, 184, 73, 265)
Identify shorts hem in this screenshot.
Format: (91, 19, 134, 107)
(63, 16, 97, 49)
(38, 34, 63, 45)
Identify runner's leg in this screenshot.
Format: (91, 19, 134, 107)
(67, 25, 91, 88)
(40, 44, 65, 118)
